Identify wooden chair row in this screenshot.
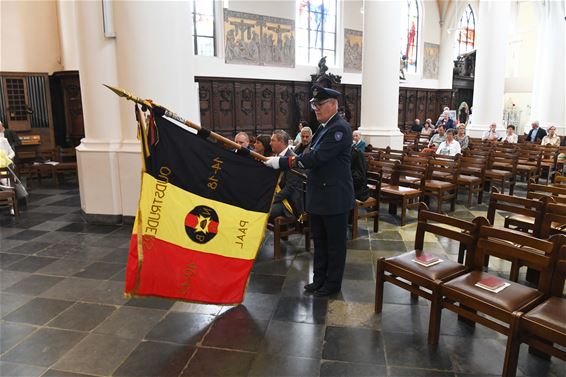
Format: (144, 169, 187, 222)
(0, 167, 20, 217)
(375, 204, 566, 377)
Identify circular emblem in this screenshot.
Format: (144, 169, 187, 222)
(184, 205, 219, 244)
(334, 131, 343, 141)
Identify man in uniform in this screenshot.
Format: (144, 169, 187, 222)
(264, 85, 354, 296)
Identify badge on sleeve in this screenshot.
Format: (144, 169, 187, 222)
(334, 131, 343, 141)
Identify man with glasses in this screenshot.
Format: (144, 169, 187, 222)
(264, 84, 354, 297)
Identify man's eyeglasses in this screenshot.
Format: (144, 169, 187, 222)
(310, 99, 332, 110)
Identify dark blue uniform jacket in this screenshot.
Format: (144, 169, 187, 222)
(280, 113, 354, 215)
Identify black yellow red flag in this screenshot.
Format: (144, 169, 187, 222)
(125, 109, 279, 304)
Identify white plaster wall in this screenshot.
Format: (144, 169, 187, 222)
(0, 0, 62, 73)
(343, 0, 363, 30)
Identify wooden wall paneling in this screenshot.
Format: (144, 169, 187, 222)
(438, 90, 454, 112)
(405, 89, 417, 126)
(426, 91, 439, 121)
(344, 85, 359, 129)
(398, 88, 407, 128)
(275, 83, 293, 134)
(293, 82, 311, 124)
(212, 81, 236, 136)
(234, 81, 255, 132)
(255, 82, 275, 134)
(416, 90, 427, 122)
(198, 80, 213, 130)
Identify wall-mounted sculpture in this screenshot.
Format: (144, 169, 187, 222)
(224, 10, 295, 68)
(423, 43, 439, 79)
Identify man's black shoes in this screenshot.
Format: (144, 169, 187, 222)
(313, 287, 340, 297)
(304, 281, 324, 292)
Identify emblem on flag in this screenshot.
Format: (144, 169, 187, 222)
(185, 205, 219, 244)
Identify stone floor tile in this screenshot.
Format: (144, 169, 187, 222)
(94, 306, 166, 340)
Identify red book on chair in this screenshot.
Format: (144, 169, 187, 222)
(413, 253, 440, 267)
(475, 276, 507, 292)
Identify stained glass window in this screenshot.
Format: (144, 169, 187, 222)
(192, 0, 216, 56)
(400, 0, 420, 74)
(456, 5, 475, 56)
(296, 0, 338, 65)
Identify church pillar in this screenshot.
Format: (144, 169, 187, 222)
(112, 1, 199, 216)
(75, 0, 124, 221)
(530, 0, 565, 134)
(437, 22, 454, 89)
(358, 0, 403, 149)
(468, 0, 511, 137)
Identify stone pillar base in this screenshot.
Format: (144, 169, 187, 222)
(76, 139, 142, 219)
(359, 128, 404, 150)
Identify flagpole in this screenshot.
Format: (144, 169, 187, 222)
(104, 84, 269, 161)
(104, 84, 307, 180)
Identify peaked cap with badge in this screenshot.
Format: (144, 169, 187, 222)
(310, 84, 342, 103)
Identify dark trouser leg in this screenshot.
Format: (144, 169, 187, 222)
(269, 202, 286, 221)
(310, 214, 328, 285)
(321, 211, 349, 291)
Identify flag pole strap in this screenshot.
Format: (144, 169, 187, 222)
(104, 84, 307, 179)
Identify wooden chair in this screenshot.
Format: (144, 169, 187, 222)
(458, 155, 487, 208)
(54, 147, 78, 185)
(28, 149, 57, 187)
(429, 226, 561, 351)
(424, 158, 460, 213)
(502, 239, 566, 377)
(403, 132, 419, 151)
(539, 202, 566, 239)
(552, 172, 566, 186)
(267, 180, 310, 260)
(527, 179, 566, 205)
(380, 163, 427, 225)
(351, 172, 381, 239)
(0, 167, 19, 216)
(536, 145, 559, 183)
(484, 151, 519, 195)
(375, 203, 488, 345)
(516, 149, 542, 183)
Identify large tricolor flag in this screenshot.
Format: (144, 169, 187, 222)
(125, 107, 280, 304)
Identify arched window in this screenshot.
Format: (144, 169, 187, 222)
(456, 4, 475, 55)
(400, 0, 420, 74)
(192, 0, 216, 56)
(296, 0, 338, 65)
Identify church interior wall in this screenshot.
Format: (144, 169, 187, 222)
(1, 0, 63, 73)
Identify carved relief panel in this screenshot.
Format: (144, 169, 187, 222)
(198, 81, 213, 130)
(255, 83, 274, 131)
(235, 82, 255, 130)
(212, 81, 235, 133)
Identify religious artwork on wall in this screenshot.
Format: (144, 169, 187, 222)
(224, 10, 295, 67)
(344, 29, 363, 72)
(423, 43, 440, 79)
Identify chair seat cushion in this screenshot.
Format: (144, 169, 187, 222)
(442, 271, 543, 312)
(485, 169, 513, 178)
(385, 250, 467, 282)
(523, 297, 566, 335)
(425, 180, 455, 189)
(457, 175, 481, 184)
(381, 186, 421, 196)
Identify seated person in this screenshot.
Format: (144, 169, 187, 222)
(234, 131, 253, 150)
(410, 118, 422, 133)
(541, 125, 560, 146)
(293, 121, 308, 146)
(454, 124, 469, 150)
(421, 125, 446, 154)
(269, 130, 303, 219)
(436, 110, 454, 130)
(436, 129, 461, 156)
(503, 125, 518, 143)
(0, 121, 20, 152)
(294, 126, 312, 155)
(482, 122, 500, 141)
(352, 130, 366, 152)
(254, 134, 272, 157)
(420, 119, 434, 137)
(0, 136, 15, 161)
(351, 145, 369, 201)
(526, 120, 547, 143)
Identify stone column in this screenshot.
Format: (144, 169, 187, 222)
(437, 22, 454, 89)
(358, 0, 403, 149)
(75, 0, 124, 221)
(113, 1, 199, 216)
(469, 0, 511, 137)
(530, 0, 566, 134)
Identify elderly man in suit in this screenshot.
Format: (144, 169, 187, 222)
(264, 85, 354, 296)
(526, 121, 547, 143)
(352, 130, 366, 152)
(269, 130, 303, 220)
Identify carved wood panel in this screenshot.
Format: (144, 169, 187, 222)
(405, 90, 417, 124)
(416, 90, 427, 121)
(235, 82, 255, 131)
(398, 89, 407, 127)
(426, 91, 439, 121)
(198, 81, 212, 130)
(275, 84, 292, 133)
(255, 83, 274, 131)
(344, 86, 359, 129)
(212, 81, 235, 133)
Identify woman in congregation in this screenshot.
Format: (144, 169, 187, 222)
(253, 134, 273, 157)
(436, 129, 461, 156)
(503, 125, 518, 143)
(420, 119, 434, 137)
(541, 125, 561, 146)
(454, 124, 469, 151)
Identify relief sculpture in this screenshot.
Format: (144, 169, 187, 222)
(344, 29, 363, 72)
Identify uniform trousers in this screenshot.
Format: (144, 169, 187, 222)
(310, 211, 349, 291)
